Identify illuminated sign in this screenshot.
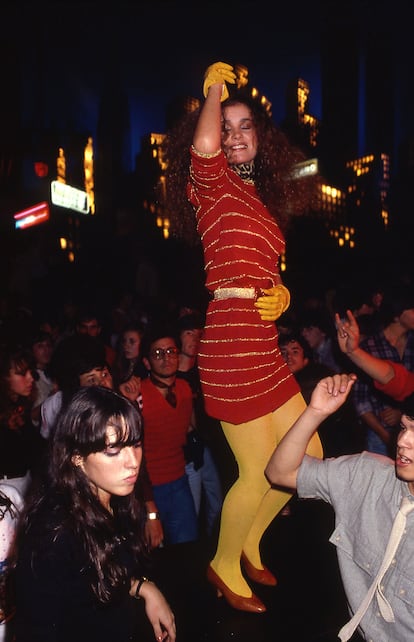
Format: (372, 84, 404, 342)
(292, 158, 318, 180)
(51, 180, 90, 214)
(14, 202, 50, 229)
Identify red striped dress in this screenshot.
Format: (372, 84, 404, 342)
(187, 147, 299, 424)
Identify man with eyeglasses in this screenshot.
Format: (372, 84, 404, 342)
(140, 325, 199, 546)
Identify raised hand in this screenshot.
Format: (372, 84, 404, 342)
(335, 309, 360, 355)
(203, 61, 236, 101)
(309, 373, 357, 416)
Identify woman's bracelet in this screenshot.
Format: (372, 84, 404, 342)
(147, 511, 160, 521)
(190, 144, 221, 159)
(134, 576, 149, 600)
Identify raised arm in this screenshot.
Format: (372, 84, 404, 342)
(335, 309, 395, 384)
(193, 62, 236, 154)
(265, 374, 356, 489)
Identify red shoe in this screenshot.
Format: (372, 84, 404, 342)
(206, 565, 266, 613)
(241, 552, 277, 586)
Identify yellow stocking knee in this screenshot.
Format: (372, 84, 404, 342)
(211, 393, 323, 592)
(243, 393, 323, 567)
(210, 418, 272, 596)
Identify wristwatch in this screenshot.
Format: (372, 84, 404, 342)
(147, 511, 160, 521)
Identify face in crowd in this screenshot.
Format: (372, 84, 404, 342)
(396, 413, 414, 494)
(144, 337, 179, 379)
(221, 102, 258, 166)
(79, 365, 113, 389)
(73, 417, 142, 510)
(7, 360, 34, 400)
(280, 339, 309, 375)
(32, 336, 53, 370)
(179, 328, 203, 359)
(122, 330, 143, 361)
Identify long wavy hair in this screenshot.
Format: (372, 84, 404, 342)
(112, 321, 146, 386)
(18, 386, 148, 602)
(163, 88, 318, 245)
(0, 343, 36, 426)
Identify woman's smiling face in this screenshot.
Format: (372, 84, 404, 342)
(221, 102, 258, 166)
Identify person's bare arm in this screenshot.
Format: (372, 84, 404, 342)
(130, 578, 176, 641)
(265, 374, 356, 489)
(144, 499, 164, 549)
(192, 83, 223, 154)
(193, 62, 235, 154)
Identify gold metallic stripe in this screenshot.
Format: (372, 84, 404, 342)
(213, 287, 257, 300)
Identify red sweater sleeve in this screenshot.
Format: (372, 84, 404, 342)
(374, 361, 414, 401)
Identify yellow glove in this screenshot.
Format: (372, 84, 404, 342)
(203, 61, 236, 101)
(254, 285, 291, 322)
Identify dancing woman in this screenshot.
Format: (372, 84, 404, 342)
(164, 62, 323, 612)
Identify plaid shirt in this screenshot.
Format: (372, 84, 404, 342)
(353, 330, 414, 418)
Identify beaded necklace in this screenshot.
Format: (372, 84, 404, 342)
(231, 160, 255, 184)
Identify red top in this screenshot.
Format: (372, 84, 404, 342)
(374, 361, 414, 401)
(140, 377, 193, 485)
(188, 148, 299, 424)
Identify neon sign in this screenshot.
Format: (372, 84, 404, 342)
(14, 202, 50, 229)
(292, 158, 318, 180)
(51, 180, 90, 214)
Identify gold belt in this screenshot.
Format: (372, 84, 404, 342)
(213, 287, 258, 301)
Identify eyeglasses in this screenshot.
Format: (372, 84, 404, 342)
(150, 347, 179, 360)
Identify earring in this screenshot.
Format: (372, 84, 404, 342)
(71, 454, 83, 467)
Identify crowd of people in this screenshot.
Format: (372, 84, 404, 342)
(2, 249, 414, 641)
(1, 60, 414, 642)
(2, 259, 414, 638)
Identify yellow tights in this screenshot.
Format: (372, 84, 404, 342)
(210, 392, 323, 597)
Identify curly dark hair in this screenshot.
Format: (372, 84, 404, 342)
(0, 343, 37, 422)
(163, 88, 318, 245)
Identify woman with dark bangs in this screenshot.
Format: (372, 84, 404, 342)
(14, 386, 176, 642)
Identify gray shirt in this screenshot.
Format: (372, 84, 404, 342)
(297, 451, 414, 642)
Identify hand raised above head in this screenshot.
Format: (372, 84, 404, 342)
(203, 61, 236, 101)
(309, 373, 357, 416)
(335, 309, 360, 355)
